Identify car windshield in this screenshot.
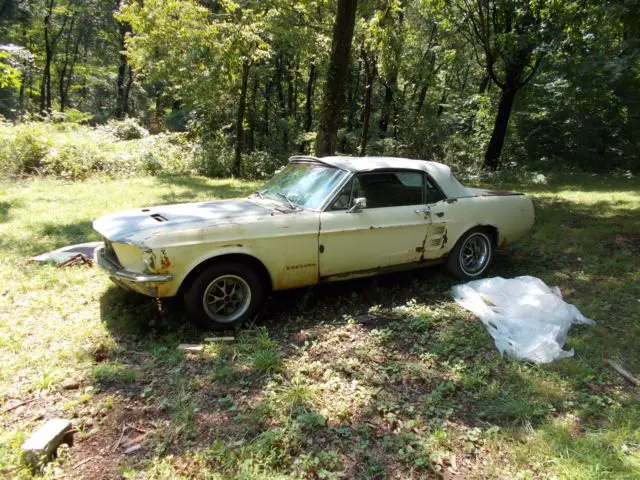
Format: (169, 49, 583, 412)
(257, 162, 348, 210)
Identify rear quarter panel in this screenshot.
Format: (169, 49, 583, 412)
(441, 194, 534, 251)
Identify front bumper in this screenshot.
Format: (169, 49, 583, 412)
(95, 245, 174, 297)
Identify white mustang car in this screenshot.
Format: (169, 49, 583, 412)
(94, 156, 534, 329)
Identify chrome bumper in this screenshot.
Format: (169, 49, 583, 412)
(95, 245, 173, 296)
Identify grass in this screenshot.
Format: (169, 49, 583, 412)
(0, 172, 638, 479)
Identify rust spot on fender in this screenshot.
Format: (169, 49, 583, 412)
(156, 248, 171, 273)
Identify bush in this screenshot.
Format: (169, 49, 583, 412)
(197, 131, 235, 177)
(241, 150, 285, 179)
(0, 123, 50, 175)
(0, 122, 202, 179)
(105, 117, 149, 140)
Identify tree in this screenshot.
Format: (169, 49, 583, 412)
(115, 0, 132, 118)
(315, 0, 358, 157)
(457, 0, 555, 170)
(40, 0, 70, 114)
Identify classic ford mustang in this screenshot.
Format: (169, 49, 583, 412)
(94, 156, 534, 329)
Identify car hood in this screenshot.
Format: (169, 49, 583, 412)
(93, 198, 275, 244)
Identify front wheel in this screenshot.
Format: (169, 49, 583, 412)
(445, 228, 493, 280)
(184, 261, 265, 330)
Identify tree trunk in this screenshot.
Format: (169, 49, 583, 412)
(299, 62, 315, 152)
(358, 78, 373, 155)
(315, 0, 358, 157)
(379, 79, 395, 135)
(59, 16, 81, 113)
(264, 81, 272, 137)
(248, 75, 258, 151)
(303, 63, 315, 132)
(347, 62, 360, 131)
(275, 54, 288, 148)
(115, 0, 131, 118)
(40, 14, 52, 114)
(437, 88, 447, 117)
(123, 65, 133, 116)
(234, 62, 250, 177)
(478, 73, 490, 94)
(415, 84, 428, 114)
(483, 87, 517, 170)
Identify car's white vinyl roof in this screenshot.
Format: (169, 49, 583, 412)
(290, 155, 470, 199)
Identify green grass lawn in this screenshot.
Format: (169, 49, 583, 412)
(0, 173, 638, 479)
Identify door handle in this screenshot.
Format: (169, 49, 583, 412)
(415, 207, 431, 220)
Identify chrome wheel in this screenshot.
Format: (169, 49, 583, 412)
(459, 232, 491, 276)
(202, 274, 252, 323)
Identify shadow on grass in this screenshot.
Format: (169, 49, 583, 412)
(34, 220, 99, 253)
(472, 173, 640, 196)
(154, 175, 258, 205)
(88, 187, 640, 478)
(0, 200, 16, 224)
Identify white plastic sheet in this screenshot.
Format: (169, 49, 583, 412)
(452, 276, 595, 363)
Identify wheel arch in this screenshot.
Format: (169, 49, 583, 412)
(177, 253, 273, 298)
(448, 224, 499, 251)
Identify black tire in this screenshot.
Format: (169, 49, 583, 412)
(445, 228, 494, 281)
(183, 261, 265, 331)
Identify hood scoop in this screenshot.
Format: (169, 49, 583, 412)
(150, 213, 168, 222)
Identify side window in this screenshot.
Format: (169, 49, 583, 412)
(330, 180, 353, 210)
(354, 171, 424, 208)
(425, 176, 445, 204)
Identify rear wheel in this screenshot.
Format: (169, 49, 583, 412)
(184, 261, 265, 330)
(445, 228, 493, 280)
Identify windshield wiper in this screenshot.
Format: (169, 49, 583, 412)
(252, 190, 265, 199)
(275, 192, 298, 210)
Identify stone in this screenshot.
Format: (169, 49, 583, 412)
(21, 419, 74, 468)
(61, 379, 79, 390)
(124, 444, 141, 455)
(204, 336, 235, 342)
(177, 344, 203, 353)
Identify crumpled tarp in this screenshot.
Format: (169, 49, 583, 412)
(30, 241, 102, 266)
(452, 276, 596, 363)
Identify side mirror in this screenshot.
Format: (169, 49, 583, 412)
(347, 197, 367, 213)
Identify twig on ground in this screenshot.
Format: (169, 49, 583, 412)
(604, 358, 640, 386)
(72, 455, 98, 470)
(1, 398, 35, 413)
(125, 423, 147, 434)
(111, 426, 126, 453)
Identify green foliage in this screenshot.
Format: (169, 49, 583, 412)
(0, 122, 207, 179)
(1, 0, 639, 178)
(106, 117, 149, 140)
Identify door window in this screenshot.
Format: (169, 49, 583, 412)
(353, 171, 424, 208)
(426, 176, 445, 204)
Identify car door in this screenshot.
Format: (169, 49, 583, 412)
(318, 170, 432, 279)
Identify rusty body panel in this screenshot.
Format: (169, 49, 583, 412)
(93, 156, 535, 300)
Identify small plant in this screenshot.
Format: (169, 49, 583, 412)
(251, 347, 282, 374)
(92, 362, 137, 384)
(106, 117, 149, 140)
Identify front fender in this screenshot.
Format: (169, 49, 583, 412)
(157, 245, 274, 298)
